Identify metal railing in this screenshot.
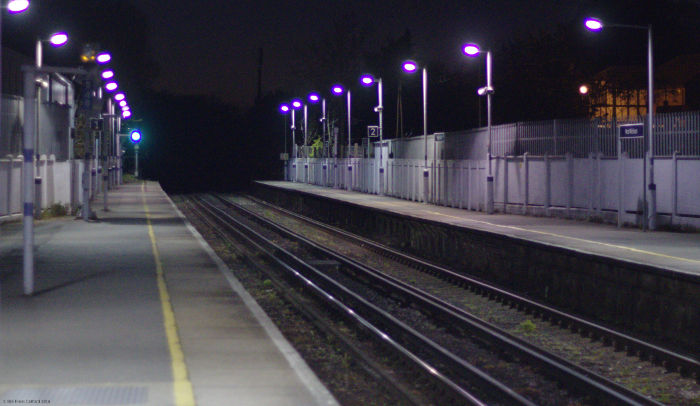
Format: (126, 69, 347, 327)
(490, 111, 700, 158)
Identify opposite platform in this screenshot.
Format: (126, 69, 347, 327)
(256, 181, 700, 277)
(0, 181, 337, 406)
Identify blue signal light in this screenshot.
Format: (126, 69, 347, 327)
(129, 129, 142, 144)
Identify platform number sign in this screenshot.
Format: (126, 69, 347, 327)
(129, 129, 142, 144)
(367, 125, 379, 138)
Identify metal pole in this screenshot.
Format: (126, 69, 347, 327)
(422, 67, 428, 166)
(347, 90, 352, 191)
(117, 116, 122, 184)
(34, 39, 42, 218)
(321, 98, 327, 157)
(291, 109, 296, 182)
(22, 67, 37, 296)
(304, 103, 308, 182)
(303, 104, 308, 154)
(134, 144, 139, 178)
(422, 67, 429, 202)
(291, 109, 296, 156)
(486, 51, 494, 214)
(103, 99, 111, 211)
(378, 78, 384, 195)
(647, 24, 656, 230)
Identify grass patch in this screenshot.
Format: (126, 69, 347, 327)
(41, 203, 69, 219)
(518, 319, 537, 334)
(122, 173, 139, 183)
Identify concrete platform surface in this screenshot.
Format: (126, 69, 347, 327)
(258, 181, 700, 278)
(0, 181, 337, 406)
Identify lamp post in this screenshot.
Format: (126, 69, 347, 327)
(332, 84, 352, 190)
(463, 43, 495, 214)
(22, 63, 89, 295)
(33, 32, 68, 217)
(290, 98, 302, 181)
(305, 92, 321, 183)
(360, 73, 384, 194)
(585, 17, 656, 231)
(279, 103, 290, 180)
(402, 60, 429, 202)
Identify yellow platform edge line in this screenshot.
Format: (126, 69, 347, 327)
(142, 182, 196, 406)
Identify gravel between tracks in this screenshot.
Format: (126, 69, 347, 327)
(233, 195, 700, 406)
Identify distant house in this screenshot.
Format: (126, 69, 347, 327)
(583, 54, 700, 122)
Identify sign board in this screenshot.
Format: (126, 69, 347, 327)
(367, 125, 379, 138)
(618, 123, 644, 138)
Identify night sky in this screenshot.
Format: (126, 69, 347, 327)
(3, 0, 699, 192)
(134, 0, 591, 107)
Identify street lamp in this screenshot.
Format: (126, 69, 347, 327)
(105, 81, 118, 92)
(96, 52, 111, 64)
(331, 84, 352, 190)
(303, 92, 321, 181)
(34, 31, 69, 217)
(101, 69, 114, 80)
(289, 99, 302, 181)
(584, 17, 656, 230)
(114, 92, 125, 101)
(360, 73, 384, 194)
(279, 103, 290, 179)
(7, 0, 28, 13)
(463, 42, 495, 214)
(402, 60, 429, 201)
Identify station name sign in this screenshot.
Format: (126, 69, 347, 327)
(619, 123, 644, 138)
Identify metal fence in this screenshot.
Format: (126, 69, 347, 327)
(490, 111, 700, 158)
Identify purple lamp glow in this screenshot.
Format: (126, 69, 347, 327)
(7, 0, 29, 13)
(122, 105, 130, 111)
(119, 100, 127, 107)
(101, 70, 114, 80)
(279, 103, 290, 113)
(462, 43, 480, 57)
(105, 82, 118, 92)
(49, 32, 68, 47)
(291, 99, 302, 109)
(308, 92, 320, 103)
(122, 110, 132, 119)
(402, 60, 418, 73)
(331, 84, 344, 95)
(96, 52, 111, 64)
(360, 74, 374, 86)
(114, 93, 125, 101)
(584, 18, 603, 31)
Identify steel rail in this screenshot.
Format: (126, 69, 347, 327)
(246, 194, 699, 380)
(220, 194, 665, 405)
(189, 195, 504, 405)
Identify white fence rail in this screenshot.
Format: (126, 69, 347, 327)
(0, 155, 96, 219)
(286, 153, 700, 229)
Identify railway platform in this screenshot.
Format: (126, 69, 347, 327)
(256, 181, 700, 277)
(0, 181, 337, 406)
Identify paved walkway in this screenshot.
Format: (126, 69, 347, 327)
(258, 181, 700, 278)
(0, 181, 337, 406)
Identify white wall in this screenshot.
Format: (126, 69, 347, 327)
(287, 152, 700, 229)
(0, 155, 89, 218)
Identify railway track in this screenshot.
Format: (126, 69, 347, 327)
(244, 193, 699, 382)
(189, 193, 669, 405)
